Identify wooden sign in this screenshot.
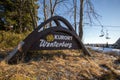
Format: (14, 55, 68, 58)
(30, 28, 81, 50)
(5, 16, 91, 64)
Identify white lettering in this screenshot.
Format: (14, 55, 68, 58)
(39, 39, 72, 48)
(54, 35, 72, 40)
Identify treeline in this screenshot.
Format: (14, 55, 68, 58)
(0, 0, 38, 33)
(0, 0, 99, 40)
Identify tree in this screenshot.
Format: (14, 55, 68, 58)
(15, 0, 39, 32)
(0, 1, 5, 30)
(79, 0, 84, 40)
(43, 0, 47, 29)
(72, 0, 100, 40)
(0, 0, 17, 30)
(27, 0, 39, 30)
(0, 0, 39, 32)
(73, 0, 77, 32)
(80, 0, 100, 40)
(39, 0, 65, 29)
(38, 0, 99, 40)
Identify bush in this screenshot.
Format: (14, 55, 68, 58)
(0, 31, 30, 50)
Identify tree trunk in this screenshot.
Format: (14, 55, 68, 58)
(31, 0, 37, 29)
(27, 0, 37, 30)
(43, 0, 47, 29)
(73, 0, 77, 32)
(49, 0, 57, 27)
(18, 0, 23, 33)
(49, 0, 52, 27)
(79, 0, 84, 40)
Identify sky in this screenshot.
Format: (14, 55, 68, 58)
(83, 0, 120, 44)
(38, 0, 120, 44)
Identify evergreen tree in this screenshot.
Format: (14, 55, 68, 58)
(0, 0, 39, 32)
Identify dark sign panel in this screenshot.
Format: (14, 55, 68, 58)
(30, 31, 81, 50)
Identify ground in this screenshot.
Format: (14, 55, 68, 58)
(0, 31, 120, 80)
(0, 50, 120, 80)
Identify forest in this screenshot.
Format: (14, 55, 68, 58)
(0, 0, 38, 33)
(0, 0, 100, 39)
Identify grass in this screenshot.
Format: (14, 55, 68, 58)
(0, 50, 120, 80)
(0, 31, 120, 80)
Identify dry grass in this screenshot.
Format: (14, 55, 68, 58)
(0, 31, 120, 80)
(0, 50, 120, 80)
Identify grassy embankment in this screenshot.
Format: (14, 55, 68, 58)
(0, 31, 120, 80)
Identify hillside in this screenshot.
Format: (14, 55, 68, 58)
(0, 50, 120, 80)
(0, 31, 120, 80)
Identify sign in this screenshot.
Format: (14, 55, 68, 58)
(30, 30, 81, 50)
(6, 16, 91, 64)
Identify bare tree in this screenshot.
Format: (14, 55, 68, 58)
(40, 0, 65, 28)
(79, 0, 84, 40)
(43, 0, 48, 29)
(77, 0, 100, 40)
(40, 0, 99, 41)
(73, 0, 77, 32)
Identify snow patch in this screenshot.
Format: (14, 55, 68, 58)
(88, 46, 120, 55)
